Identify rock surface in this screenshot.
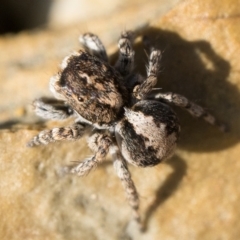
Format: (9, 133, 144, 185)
(1, 0, 240, 239)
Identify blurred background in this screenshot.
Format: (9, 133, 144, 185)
(0, 0, 180, 34)
(0, 0, 181, 126)
(1, 1, 240, 240)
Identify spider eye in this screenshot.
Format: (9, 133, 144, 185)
(78, 96, 84, 102)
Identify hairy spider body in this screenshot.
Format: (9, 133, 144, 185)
(28, 31, 225, 228)
(51, 50, 129, 128)
(116, 100, 180, 167)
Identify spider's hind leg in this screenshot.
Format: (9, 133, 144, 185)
(150, 92, 227, 132)
(111, 145, 142, 229)
(79, 33, 108, 62)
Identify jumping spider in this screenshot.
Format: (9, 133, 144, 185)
(28, 31, 225, 228)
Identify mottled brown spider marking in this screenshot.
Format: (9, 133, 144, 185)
(52, 50, 130, 128)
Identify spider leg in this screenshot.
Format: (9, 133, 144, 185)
(27, 121, 88, 147)
(150, 92, 227, 132)
(79, 33, 108, 62)
(33, 97, 74, 120)
(110, 145, 141, 228)
(133, 48, 162, 99)
(71, 133, 112, 176)
(115, 31, 135, 76)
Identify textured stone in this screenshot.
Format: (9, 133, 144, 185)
(1, 0, 240, 239)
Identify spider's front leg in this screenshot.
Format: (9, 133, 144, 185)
(133, 48, 162, 99)
(33, 97, 74, 120)
(115, 31, 135, 76)
(71, 133, 112, 176)
(79, 33, 108, 62)
(27, 121, 88, 147)
(151, 92, 227, 132)
(111, 145, 141, 228)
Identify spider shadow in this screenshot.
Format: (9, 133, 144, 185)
(141, 155, 186, 232)
(96, 155, 186, 233)
(111, 26, 240, 231)
(127, 27, 240, 153)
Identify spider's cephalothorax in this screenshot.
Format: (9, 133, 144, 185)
(28, 31, 225, 229)
(50, 50, 130, 128)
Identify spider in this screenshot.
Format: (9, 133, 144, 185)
(27, 31, 226, 228)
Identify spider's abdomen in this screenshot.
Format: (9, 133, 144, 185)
(50, 50, 128, 128)
(115, 100, 180, 167)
